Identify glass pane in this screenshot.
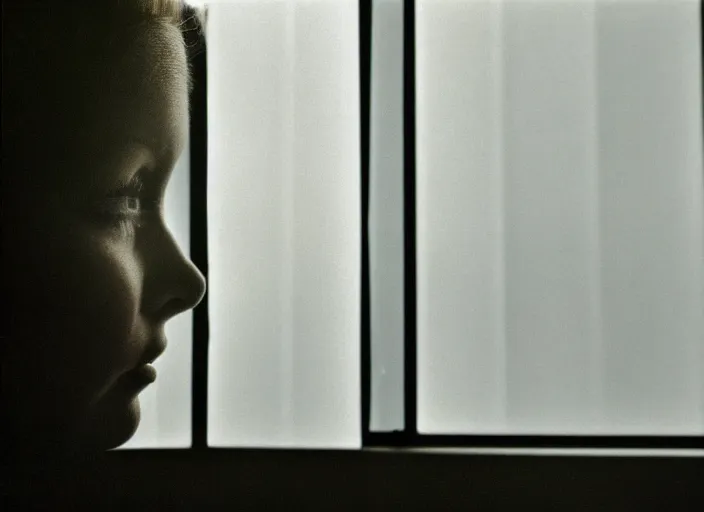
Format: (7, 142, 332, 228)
(370, 0, 405, 432)
(207, 0, 361, 448)
(417, 0, 704, 435)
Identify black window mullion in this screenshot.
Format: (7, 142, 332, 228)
(361, 0, 373, 447)
(403, 0, 418, 440)
(186, 6, 210, 452)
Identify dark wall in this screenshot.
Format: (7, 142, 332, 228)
(4, 449, 703, 510)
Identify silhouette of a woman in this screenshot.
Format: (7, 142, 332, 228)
(2, 0, 207, 461)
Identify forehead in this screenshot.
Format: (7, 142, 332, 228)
(4, 18, 190, 196)
(106, 24, 189, 157)
(57, 22, 191, 180)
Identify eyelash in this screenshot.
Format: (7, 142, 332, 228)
(101, 175, 159, 234)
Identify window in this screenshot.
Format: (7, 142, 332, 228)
(120, 0, 704, 453)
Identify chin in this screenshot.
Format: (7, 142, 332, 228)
(77, 396, 143, 454)
(3, 399, 142, 462)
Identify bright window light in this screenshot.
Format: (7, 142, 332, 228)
(416, 0, 704, 435)
(206, 0, 361, 448)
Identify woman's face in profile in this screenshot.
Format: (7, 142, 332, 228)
(2, 23, 206, 456)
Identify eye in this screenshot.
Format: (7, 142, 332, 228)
(98, 174, 154, 235)
(124, 196, 141, 211)
(105, 195, 142, 216)
(106, 195, 142, 215)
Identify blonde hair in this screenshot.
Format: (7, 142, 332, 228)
(121, 0, 184, 21)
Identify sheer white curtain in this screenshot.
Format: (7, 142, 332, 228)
(206, 0, 361, 448)
(416, 0, 704, 435)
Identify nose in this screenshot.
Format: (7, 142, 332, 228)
(141, 225, 206, 323)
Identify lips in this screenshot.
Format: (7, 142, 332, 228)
(118, 336, 166, 389)
(137, 337, 167, 368)
(131, 363, 157, 383)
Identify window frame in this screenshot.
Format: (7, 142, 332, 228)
(188, 0, 704, 453)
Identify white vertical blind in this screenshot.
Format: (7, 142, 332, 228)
(417, 0, 704, 435)
(207, 0, 361, 448)
(118, 133, 194, 449)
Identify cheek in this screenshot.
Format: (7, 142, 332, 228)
(5, 218, 144, 411)
(66, 244, 143, 390)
